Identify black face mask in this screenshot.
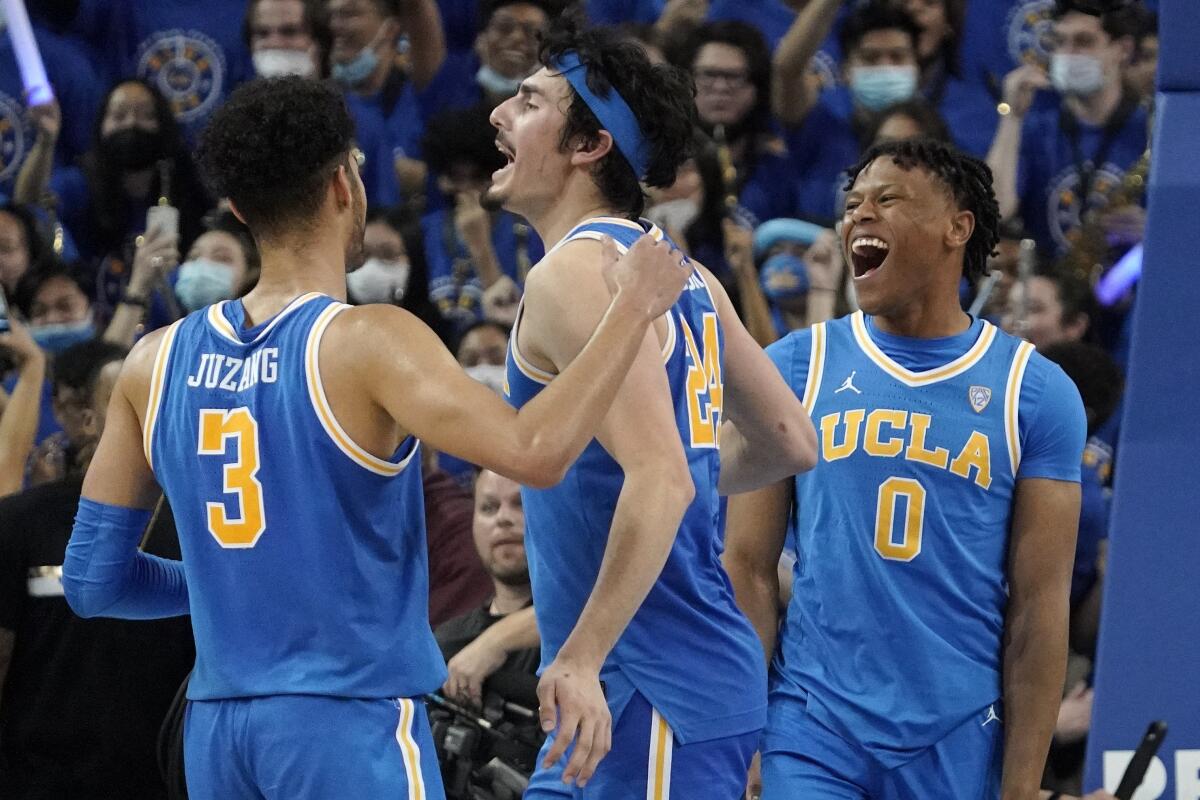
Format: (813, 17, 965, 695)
(99, 128, 167, 172)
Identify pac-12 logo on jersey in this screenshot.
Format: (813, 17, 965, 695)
(969, 386, 992, 413)
(137, 29, 226, 124)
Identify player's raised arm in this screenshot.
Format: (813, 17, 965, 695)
(697, 264, 817, 494)
(62, 330, 189, 620)
(352, 233, 688, 488)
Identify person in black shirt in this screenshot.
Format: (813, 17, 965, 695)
(0, 341, 194, 799)
(436, 468, 539, 707)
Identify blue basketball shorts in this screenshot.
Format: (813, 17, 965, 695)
(526, 689, 759, 800)
(184, 694, 445, 800)
(760, 694, 1003, 800)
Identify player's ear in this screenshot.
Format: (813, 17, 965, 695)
(570, 130, 615, 169)
(331, 161, 353, 209)
(946, 209, 974, 251)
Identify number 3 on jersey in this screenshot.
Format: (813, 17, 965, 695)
(198, 407, 266, 548)
(680, 312, 723, 448)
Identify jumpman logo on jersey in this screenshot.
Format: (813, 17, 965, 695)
(835, 371, 862, 394)
(982, 705, 1002, 727)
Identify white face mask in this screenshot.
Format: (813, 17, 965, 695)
(464, 363, 507, 395)
(1050, 53, 1106, 97)
(253, 48, 317, 79)
(346, 257, 410, 305)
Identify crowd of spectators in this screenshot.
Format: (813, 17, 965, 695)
(0, 0, 1157, 797)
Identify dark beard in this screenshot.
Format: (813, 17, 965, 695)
(491, 565, 530, 588)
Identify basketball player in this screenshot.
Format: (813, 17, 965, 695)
(488, 18, 817, 798)
(724, 138, 1086, 799)
(59, 77, 694, 800)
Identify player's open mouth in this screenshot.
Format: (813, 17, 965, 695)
(850, 235, 890, 280)
(492, 138, 516, 182)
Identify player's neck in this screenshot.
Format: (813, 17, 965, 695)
(490, 581, 532, 616)
(1067, 81, 1123, 127)
(240, 241, 348, 327)
(525, 184, 623, 249)
(872, 293, 971, 339)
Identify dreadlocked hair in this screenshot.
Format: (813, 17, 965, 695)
(844, 138, 999, 282)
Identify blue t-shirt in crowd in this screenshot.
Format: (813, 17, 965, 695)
(100, 0, 254, 141)
(738, 146, 802, 227)
(343, 77, 425, 209)
(421, 206, 543, 331)
(417, 51, 486, 120)
(766, 312, 1085, 766)
(786, 86, 861, 224)
(1016, 93, 1148, 255)
(343, 93, 403, 210)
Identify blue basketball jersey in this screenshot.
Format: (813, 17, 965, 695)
(765, 312, 1085, 767)
(504, 217, 766, 744)
(146, 293, 446, 701)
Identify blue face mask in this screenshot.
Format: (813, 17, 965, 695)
(30, 315, 96, 354)
(760, 253, 811, 302)
(850, 65, 919, 111)
(175, 258, 238, 312)
(332, 44, 380, 87)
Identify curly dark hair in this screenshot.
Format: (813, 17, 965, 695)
(844, 138, 1000, 282)
(675, 20, 773, 140)
(838, 1, 921, 58)
(196, 77, 355, 240)
(538, 11, 698, 218)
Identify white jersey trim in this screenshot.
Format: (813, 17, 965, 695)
(1005, 341, 1036, 476)
(304, 302, 418, 477)
(143, 319, 184, 470)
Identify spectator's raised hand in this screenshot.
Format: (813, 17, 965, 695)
(27, 97, 61, 145)
(482, 274, 521, 326)
(601, 234, 692, 320)
(131, 224, 180, 296)
(657, 0, 709, 32)
(0, 317, 44, 369)
(806, 228, 845, 292)
(1001, 64, 1050, 118)
(454, 189, 492, 251)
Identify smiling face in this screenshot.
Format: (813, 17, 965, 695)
(486, 67, 577, 218)
(477, 3, 547, 80)
(842, 156, 972, 318)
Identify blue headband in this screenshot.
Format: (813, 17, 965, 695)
(551, 51, 651, 180)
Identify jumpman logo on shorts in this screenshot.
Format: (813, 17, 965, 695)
(835, 371, 862, 394)
(982, 705, 1002, 727)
